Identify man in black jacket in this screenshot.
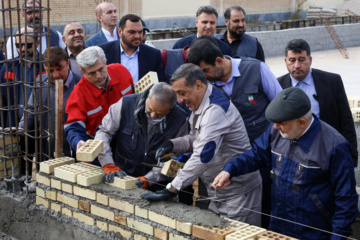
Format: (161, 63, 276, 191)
(278, 39, 357, 167)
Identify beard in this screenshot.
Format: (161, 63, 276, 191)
(27, 17, 42, 29)
(228, 27, 245, 39)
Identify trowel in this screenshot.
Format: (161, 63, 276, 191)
(196, 186, 218, 201)
(141, 152, 172, 168)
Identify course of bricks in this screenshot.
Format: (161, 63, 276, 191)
(35, 158, 298, 240)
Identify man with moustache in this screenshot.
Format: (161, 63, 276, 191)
(172, 6, 233, 56)
(86, 2, 119, 47)
(19, 47, 81, 157)
(64, 46, 133, 154)
(5, 0, 65, 59)
(278, 39, 357, 167)
(99, 14, 165, 83)
(212, 87, 358, 239)
(63, 22, 87, 76)
(215, 6, 265, 62)
(1, 27, 41, 127)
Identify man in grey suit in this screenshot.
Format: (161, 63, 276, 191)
(86, 2, 119, 47)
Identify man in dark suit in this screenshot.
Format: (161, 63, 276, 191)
(99, 14, 166, 83)
(278, 39, 358, 167)
(86, 2, 119, 47)
(172, 6, 234, 57)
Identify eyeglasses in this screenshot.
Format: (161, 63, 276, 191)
(15, 42, 34, 48)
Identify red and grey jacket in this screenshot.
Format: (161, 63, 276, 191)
(64, 63, 133, 151)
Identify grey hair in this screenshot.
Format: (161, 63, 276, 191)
(76, 46, 107, 70)
(302, 109, 313, 120)
(148, 82, 177, 108)
(170, 63, 207, 86)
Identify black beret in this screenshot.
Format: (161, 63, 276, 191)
(265, 87, 311, 123)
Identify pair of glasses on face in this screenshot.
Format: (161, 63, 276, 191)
(15, 42, 34, 48)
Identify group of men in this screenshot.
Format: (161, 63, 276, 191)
(0, 1, 358, 239)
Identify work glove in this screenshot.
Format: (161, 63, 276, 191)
(155, 141, 173, 160)
(136, 176, 149, 189)
(103, 163, 127, 183)
(176, 153, 192, 163)
(140, 188, 177, 201)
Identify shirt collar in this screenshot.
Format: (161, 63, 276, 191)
(290, 68, 313, 86)
(66, 47, 75, 58)
(120, 43, 140, 57)
(102, 27, 117, 38)
(194, 84, 212, 116)
(64, 70, 74, 88)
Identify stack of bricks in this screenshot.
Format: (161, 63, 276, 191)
(35, 157, 297, 240)
(348, 96, 360, 122)
(0, 134, 20, 184)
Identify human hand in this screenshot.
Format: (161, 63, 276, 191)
(136, 176, 149, 189)
(140, 188, 177, 200)
(155, 141, 173, 160)
(102, 163, 127, 183)
(212, 171, 231, 189)
(76, 140, 88, 151)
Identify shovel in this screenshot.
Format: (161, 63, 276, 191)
(141, 152, 172, 168)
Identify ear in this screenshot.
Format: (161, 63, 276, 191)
(225, 19, 229, 25)
(195, 18, 199, 27)
(117, 27, 121, 36)
(96, 14, 102, 23)
(36, 39, 40, 47)
(194, 79, 203, 91)
(309, 56, 312, 65)
(297, 118, 307, 128)
(67, 59, 70, 67)
(215, 57, 223, 66)
(62, 36, 66, 44)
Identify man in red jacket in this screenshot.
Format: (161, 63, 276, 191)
(64, 46, 133, 156)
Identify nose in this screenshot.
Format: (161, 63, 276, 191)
(294, 60, 301, 68)
(150, 112, 157, 119)
(96, 71, 102, 79)
(206, 23, 212, 29)
(21, 45, 26, 51)
(274, 123, 280, 130)
(53, 70, 60, 79)
(177, 94, 184, 104)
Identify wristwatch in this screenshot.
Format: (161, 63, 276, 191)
(166, 183, 178, 193)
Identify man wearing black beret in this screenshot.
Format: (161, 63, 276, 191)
(212, 87, 358, 240)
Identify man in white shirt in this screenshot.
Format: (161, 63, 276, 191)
(5, 0, 66, 59)
(86, 2, 119, 47)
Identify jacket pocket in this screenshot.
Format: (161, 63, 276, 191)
(121, 127, 138, 150)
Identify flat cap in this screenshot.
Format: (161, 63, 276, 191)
(265, 87, 311, 123)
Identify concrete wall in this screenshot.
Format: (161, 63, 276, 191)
(151, 23, 360, 57)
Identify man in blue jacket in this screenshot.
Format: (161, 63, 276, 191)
(213, 87, 358, 240)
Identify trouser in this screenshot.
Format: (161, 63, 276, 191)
(208, 183, 262, 227)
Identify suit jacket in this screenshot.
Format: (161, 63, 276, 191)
(86, 29, 119, 47)
(99, 40, 166, 83)
(278, 69, 358, 167)
(172, 34, 234, 57)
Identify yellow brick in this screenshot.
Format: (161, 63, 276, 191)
(36, 173, 51, 186)
(91, 204, 114, 221)
(114, 213, 127, 225)
(176, 220, 192, 235)
(73, 212, 94, 226)
(51, 178, 62, 190)
(134, 71, 159, 93)
(96, 220, 108, 231)
(57, 193, 78, 208)
(135, 206, 148, 219)
(169, 233, 188, 240)
(154, 227, 169, 240)
(109, 198, 134, 214)
(149, 211, 176, 229)
(106, 175, 138, 190)
(73, 186, 97, 200)
(54, 165, 87, 183)
(127, 217, 154, 236)
(36, 196, 50, 208)
(76, 140, 104, 162)
(39, 157, 75, 174)
(77, 169, 103, 186)
(46, 190, 57, 201)
(223, 218, 249, 231)
(225, 226, 267, 240)
(51, 202, 62, 212)
(62, 182, 73, 194)
(96, 192, 109, 206)
(134, 235, 148, 240)
(109, 224, 133, 239)
(62, 207, 73, 217)
(36, 187, 45, 198)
